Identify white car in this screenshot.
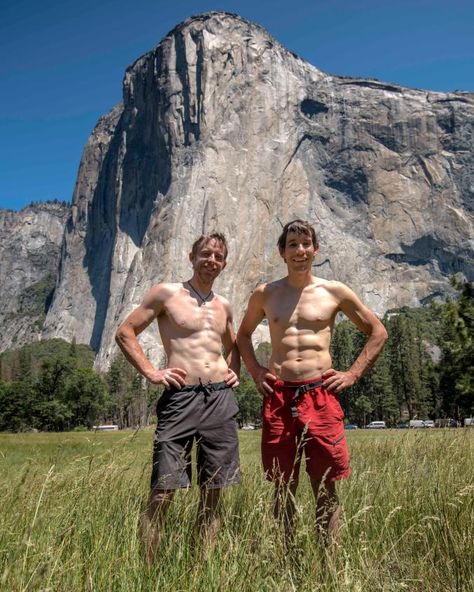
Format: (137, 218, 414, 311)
(409, 420, 426, 428)
(367, 421, 387, 429)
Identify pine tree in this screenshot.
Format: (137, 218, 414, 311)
(438, 279, 474, 418)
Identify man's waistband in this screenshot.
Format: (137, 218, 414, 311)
(166, 380, 230, 394)
(275, 375, 324, 388)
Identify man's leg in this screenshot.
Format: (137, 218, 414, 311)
(273, 479, 298, 544)
(197, 486, 222, 549)
(140, 488, 174, 567)
(310, 478, 341, 544)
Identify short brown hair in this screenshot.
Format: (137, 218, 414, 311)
(191, 232, 228, 259)
(277, 219, 318, 251)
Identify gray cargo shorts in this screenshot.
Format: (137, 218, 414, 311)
(151, 380, 241, 490)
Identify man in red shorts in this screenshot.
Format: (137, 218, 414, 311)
(237, 219, 388, 543)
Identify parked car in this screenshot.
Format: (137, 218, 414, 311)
(409, 420, 426, 428)
(435, 418, 458, 428)
(344, 424, 359, 430)
(367, 421, 387, 429)
(396, 421, 409, 429)
(423, 420, 435, 428)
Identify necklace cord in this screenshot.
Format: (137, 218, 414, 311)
(187, 281, 213, 304)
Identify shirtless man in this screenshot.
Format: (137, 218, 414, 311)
(237, 219, 387, 543)
(115, 233, 240, 564)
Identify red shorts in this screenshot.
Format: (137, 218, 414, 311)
(261, 376, 351, 484)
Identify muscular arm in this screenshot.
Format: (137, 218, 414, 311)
(221, 300, 240, 387)
(236, 286, 276, 394)
(323, 283, 388, 392)
(115, 285, 186, 388)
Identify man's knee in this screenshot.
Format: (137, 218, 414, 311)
(200, 486, 222, 508)
(311, 478, 338, 502)
(148, 489, 174, 513)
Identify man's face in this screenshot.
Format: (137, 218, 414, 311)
(280, 231, 318, 271)
(189, 238, 227, 283)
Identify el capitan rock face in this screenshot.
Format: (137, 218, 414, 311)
(37, 11, 473, 369)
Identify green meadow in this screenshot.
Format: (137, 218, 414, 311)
(1, 429, 473, 592)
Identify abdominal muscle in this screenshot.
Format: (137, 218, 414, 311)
(165, 334, 229, 385)
(269, 327, 333, 381)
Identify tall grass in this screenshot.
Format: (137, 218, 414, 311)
(1, 429, 473, 591)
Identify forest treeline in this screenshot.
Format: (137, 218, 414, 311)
(0, 279, 472, 431)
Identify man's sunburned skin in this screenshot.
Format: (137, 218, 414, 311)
(259, 276, 383, 385)
(237, 223, 388, 547)
(241, 275, 384, 396)
(265, 278, 341, 381)
(152, 282, 233, 385)
(116, 238, 239, 390)
(115, 236, 239, 567)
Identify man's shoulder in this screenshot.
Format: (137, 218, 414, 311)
(314, 279, 359, 302)
(248, 280, 282, 301)
(146, 282, 183, 302)
(313, 278, 346, 291)
(214, 292, 232, 310)
(262, 278, 287, 293)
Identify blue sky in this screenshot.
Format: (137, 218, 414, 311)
(1, 0, 473, 211)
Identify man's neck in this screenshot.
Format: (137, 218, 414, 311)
(286, 270, 314, 289)
(188, 275, 213, 294)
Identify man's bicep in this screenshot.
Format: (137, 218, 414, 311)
(339, 289, 380, 335)
(121, 306, 156, 334)
(120, 287, 163, 334)
(238, 290, 265, 336)
(222, 309, 237, 353)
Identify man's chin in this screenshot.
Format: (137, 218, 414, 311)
(289, 264, 311, 273)
(199, 271, 219, 283)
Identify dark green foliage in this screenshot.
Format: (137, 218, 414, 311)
(64, 368, 109, 429)
(106, 354, 157, 429)
(17, 274, 56, 317)
(0, 338, 94, 382)
(0, 342, 101, 432)
(438, 278, 474, 417)
(235, 372, 262, 426)
(329, 280, 472, 424)
(384, 312, 431, 419)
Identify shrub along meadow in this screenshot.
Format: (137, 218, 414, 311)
(1, 428, 473, 591)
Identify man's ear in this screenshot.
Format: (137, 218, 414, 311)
(221, 259, 227, 271)
(189, 251, 194, 264)
(279, 247, 286, 263)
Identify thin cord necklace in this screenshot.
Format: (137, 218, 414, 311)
(187, 280, 214, 305)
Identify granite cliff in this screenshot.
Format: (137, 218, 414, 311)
(0, 203, 70, 351)
(36, 12, 473, 369)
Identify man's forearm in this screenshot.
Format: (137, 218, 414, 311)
(226, 343, 241, 376)
(348, 327, 388, 381)
(236, 333, 261, 378)
(115, 328, 157, 379)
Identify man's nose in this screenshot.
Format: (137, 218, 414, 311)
(296, 243, 305, 253)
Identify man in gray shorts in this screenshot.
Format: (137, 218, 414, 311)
(116, 232, 240, 564)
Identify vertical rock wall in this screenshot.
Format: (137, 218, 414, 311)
(41, 12, 474, 370)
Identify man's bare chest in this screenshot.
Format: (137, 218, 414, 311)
(160, 299, 227, 334)
(265, 290, 338, 329)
